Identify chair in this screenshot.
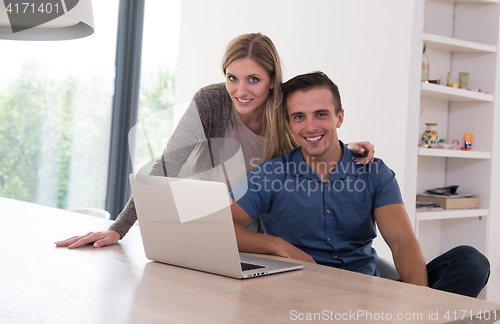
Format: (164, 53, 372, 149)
(376, 257, 400, 280)
(69, 208, 111, 220)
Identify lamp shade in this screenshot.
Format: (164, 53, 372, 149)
(0, 0, 93, 40)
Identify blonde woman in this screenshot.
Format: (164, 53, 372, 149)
(56, 33, 374, 249)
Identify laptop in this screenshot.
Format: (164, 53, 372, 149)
(129, 174, 303, 279)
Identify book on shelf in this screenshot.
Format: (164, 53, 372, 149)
(416, 201, 444, 211)
(416, 194, 478, 210)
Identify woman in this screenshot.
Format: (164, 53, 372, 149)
(56, 33, 374, 249)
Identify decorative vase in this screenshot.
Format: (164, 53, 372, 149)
(421, 123, 439, 145)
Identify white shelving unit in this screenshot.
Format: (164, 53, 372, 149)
(418, 147, 492, 158)
(415, 0, 499, 301)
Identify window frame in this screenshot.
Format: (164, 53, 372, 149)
(106, 0, 146, 219)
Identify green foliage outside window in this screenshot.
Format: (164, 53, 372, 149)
(0, 62, 176, 209)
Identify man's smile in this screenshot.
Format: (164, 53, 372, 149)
(304, 134, 324, 142)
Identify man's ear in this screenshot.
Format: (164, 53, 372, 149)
(336, 109, 345, 128)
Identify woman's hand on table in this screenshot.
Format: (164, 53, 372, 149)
(55, 230, 120, 249)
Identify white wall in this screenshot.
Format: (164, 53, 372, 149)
(175, 0, 419, 260)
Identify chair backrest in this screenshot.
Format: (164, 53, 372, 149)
(69, 208, 111, 220)
(376, 257, 400, 280)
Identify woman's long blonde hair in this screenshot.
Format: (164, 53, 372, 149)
(222, 33, 297, 161)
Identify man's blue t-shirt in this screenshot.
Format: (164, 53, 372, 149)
(230, 142, 403, 275)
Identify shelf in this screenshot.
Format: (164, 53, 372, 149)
(421, 82, 494, 102)
(422, 33, 497, 53)
(441, 0, 499, 4)
(418, 147, 492, 159)
(436, 0, 498, 3)
(416, 208, 488, 221)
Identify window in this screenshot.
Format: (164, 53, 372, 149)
(132, 0, 181, 173)
(0, 1, 119, 209)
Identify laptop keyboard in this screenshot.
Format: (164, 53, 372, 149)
(241, 262, 266, 272)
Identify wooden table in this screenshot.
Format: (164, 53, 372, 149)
(1, 197, 499, 323)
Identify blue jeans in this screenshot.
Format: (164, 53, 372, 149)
(426, 245, 490, 298)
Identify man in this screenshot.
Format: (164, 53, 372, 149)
(229, 71, 489, 297)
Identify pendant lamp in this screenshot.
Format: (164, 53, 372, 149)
(0, 0, 93, 40)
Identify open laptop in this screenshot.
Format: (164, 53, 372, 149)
(129, 174, 303, 279)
